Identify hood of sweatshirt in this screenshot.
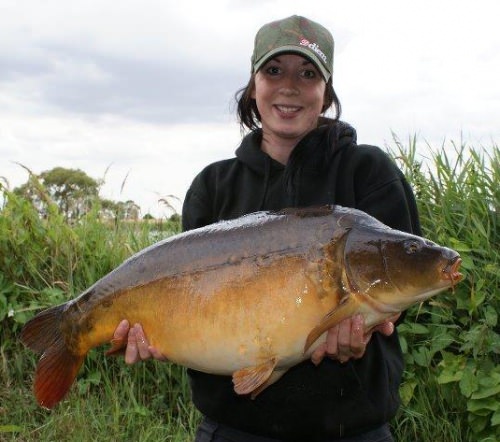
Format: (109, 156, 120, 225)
(234, 118, 357, 208)
(235, 118, 357, 176)
(234, 130, 284, 177)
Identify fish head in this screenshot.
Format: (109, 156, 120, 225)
(341, 224, 463, 310)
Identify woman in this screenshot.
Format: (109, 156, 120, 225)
(114, 15, 421, 441)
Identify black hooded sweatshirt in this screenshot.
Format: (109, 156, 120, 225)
(181, 119, 421, 441)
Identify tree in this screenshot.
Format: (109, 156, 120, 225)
(14, 166, 143, 222)
(42, 167, 100, 219)
(15, 167, 100, 220)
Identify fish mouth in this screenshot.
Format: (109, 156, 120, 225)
(442, 256, 463, 292)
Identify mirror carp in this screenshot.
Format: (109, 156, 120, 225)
(21, 205, 463, 408)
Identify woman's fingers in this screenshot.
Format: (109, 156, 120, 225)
(134, 324, 153, 360)
(122, 323, 167, 364)
(334, 314, 365, 362)
(310, 342, 327, 366)
(124, 324, 150, 364)
(125, 324, 140, 364)
(113, 319, 130, 340)
(311, 315, 366, 365)
(310, 314, 399, 366)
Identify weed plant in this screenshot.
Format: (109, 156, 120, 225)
(0, 138, 498, 441)
(389, 137, 499, 442)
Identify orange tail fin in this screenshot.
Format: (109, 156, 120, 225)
(20, 304, 85, 409)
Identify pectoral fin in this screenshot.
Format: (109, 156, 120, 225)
(232, 358, 277, 396)
(304, 295, 360, 353)
(105, 337, 127, 356)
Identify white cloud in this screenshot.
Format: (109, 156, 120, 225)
(1, 113, 241, 216)
(1, 0, 499, 217)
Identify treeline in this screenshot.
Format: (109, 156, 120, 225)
(11, 166, 156, 222)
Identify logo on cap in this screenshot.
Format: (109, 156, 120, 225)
(299, 39, 328, 64)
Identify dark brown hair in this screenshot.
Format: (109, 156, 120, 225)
(235, 74, 342, 132)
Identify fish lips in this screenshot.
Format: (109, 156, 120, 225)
(442, 255, 463, 289)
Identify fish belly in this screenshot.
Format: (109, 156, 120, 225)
(79, 254, 339, 375)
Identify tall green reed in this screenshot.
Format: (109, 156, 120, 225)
(389, 136, 499, 441)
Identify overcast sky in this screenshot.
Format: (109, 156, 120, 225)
(1, 0, 499, 217)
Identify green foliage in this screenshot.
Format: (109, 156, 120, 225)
(0, 181, 189, 440)
(14, 166, 100, 221)
(1, 139, 498, 441)
(12, 165, 144, 222)
(390, 137, 499, 441)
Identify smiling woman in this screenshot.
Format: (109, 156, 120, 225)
(112, 14, 422, 442)
(252, 54, 328, 164)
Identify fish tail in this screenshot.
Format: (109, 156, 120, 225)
(21, 304, 85, 409)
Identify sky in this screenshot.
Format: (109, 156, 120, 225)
(1, 0, 499, 217)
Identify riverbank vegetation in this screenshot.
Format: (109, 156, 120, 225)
(1, 139, 498, 441)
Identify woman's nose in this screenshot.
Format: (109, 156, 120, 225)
(278, 74, 299, 95)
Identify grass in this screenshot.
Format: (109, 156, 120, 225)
(1, 137, 499, 441)
(1, 355, 199, 441)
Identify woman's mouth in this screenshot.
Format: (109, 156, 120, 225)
(274, 105, 301, 115)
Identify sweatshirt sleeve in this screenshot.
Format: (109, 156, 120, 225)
(357, 170, 422, 236)
(338, 145, 422, 236)
(182, 171, 214, 232)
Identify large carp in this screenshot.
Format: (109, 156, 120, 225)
(21, 205, 462, 409)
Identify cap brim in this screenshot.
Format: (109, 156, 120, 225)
(253, 46, 331, 81)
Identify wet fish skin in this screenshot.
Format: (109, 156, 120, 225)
(20, 205, 463, 409)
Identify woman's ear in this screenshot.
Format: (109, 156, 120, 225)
(321, 85, 333, 113)
(250, 83, 256, 100)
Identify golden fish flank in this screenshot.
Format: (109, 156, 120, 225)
(20, 205, 463, 409)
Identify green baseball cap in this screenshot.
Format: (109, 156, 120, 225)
(251, 15, 334, 82)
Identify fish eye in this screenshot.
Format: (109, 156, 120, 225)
(405, 240, 421, 254)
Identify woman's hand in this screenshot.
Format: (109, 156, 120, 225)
(112, 320, 167, 364)
(310, 313, 400, 365)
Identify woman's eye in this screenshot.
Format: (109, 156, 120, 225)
(301, 69, 317, 79)
(265, 66, 281, 75)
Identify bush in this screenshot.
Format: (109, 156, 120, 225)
(389, 137, 499, 441)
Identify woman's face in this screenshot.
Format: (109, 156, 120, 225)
(251, 54, 326, 145)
